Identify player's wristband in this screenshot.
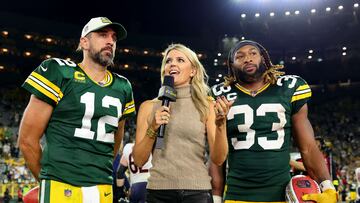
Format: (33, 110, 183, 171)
(213, 195, 222, 203)
(319, 180, 335, 192)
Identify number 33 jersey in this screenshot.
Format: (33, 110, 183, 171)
(22, 58, 136, 186)
(211, 75, 311, 202)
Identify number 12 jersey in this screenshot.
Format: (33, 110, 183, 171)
(22, 58, 136, 186)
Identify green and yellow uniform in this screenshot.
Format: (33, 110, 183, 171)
(22, 58, 135, 186)
(211, 75, 311, 202)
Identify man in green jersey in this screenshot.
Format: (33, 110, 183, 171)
(210, 40, 337, 203)
(19, 17, 135, 203)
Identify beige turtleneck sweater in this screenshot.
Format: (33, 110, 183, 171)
(147, 85, 211, 190)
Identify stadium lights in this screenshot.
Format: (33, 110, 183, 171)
(45, 54, 51, 59)
(308, 55, 312, 59)
(124, 64, 129, 68)
(279, 60, 284, 65)
(2, 48, 9, 53)
(143, 50, 148, 55)
(45, 38, 53, 43)
(218, 74, 223, 78)
(24, 34, 33, 39)
(241, 36, 245, 40)
(308, 50, 314, 54)
(292, 56, 296, 60)
(24, 51, 32, 56)
(197, 54, 203, 58)
(317, 58, 323, 62)
(217, 53, 222, 56)
(285, 11, 291, 16)
(342, 47, 347, 51)
(342, 52, 347, 56)
(143, 66, 149, 70)
(0, 65, 4, 70)
(214, 59, 218, 62)
(355, 3, 359, 8)
(270, 12, 275, 17)
(311, 9, 316, 14)
(1, 31, 8, 36)
(124, 48, 130, 53)
(66, 58, 72, 61)
(216, 78, 220, 82)
(338, 5, 343, 10)
(241, 13, 246, 18)
(326, 7, 331, 12)
(294, 10, 300, 15)
(214, 62, 218, 66)
(255, 13, 260, 17)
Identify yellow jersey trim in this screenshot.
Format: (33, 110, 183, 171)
(295, 84, 310, 91)
(26, 78, 59, 104)
(291, 92, 312, 103)
(235, 83, 270, 97)
(225, 201, 285, 203)
(77, 64, 113, 87)
(123, 100, 135, 115)
(31, 72, 63, 98)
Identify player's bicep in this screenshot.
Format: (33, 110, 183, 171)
(20, 95, 53, 140)
(292, 104, 316, 152)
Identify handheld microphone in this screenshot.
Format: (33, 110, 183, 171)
(155, 75, 177, 149)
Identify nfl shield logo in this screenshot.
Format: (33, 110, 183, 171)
(64, 189, 72, 197)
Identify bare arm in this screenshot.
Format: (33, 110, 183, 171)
(207, 96, 234, 166)
(133, 101, 156, 166)
(114, 119, 126, 158)
(209, 161, 225, 197)
(18, 95, 53, 181)
(292, 104, 330, 183)
(133, 100, 170, 167)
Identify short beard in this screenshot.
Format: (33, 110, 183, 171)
(89, 48, 115, 67)
(232, 63, 266, 84)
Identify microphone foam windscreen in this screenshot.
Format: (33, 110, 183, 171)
(163, 75, 174, 88)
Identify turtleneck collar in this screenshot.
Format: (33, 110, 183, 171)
(175, 84, 191, 99)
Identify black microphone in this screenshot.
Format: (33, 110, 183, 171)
(155, 75, 177, 149)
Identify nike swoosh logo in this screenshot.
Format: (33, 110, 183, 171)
(40, 65, 48, 72)
(104, 192, 111, 197)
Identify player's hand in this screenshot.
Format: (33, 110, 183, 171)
(302, 189, 338, 203)
(151, 106, 170, 130)
(214, 95, 234, 126)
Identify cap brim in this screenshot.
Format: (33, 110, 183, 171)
(93, 23, 127, 40)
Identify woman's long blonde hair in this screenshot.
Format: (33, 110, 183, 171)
(160, 43, 210, 122)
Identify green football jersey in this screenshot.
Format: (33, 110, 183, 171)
(22, 58, 136, 186)
(211, 75, 311, 202)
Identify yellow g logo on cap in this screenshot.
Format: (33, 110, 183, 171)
(101, 17, 112, 23)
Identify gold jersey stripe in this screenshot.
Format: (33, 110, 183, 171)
(291, 92, 312, 103)
(295, 84, 310, 91)
(26, 78, 59, 104)
(125, 100, 135, 108)
(225, 201, 285, 203)
(235, 83, 270, 97)
(31, 72, 63, 98)
(123, 106, 135, 115)
(77, 64, 113, 87)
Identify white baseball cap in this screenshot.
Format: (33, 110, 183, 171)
(81, 17, 127, 40)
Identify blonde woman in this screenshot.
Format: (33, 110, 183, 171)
(133, 44, 233, 203)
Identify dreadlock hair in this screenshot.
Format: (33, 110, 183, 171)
(224, 40, 285, 87)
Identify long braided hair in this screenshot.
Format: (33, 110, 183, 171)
(224, 40, 285, 86)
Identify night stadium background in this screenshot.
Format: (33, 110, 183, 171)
(0, 0, 359, 202)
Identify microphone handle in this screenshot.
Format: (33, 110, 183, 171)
(158, 99, 170, 138)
